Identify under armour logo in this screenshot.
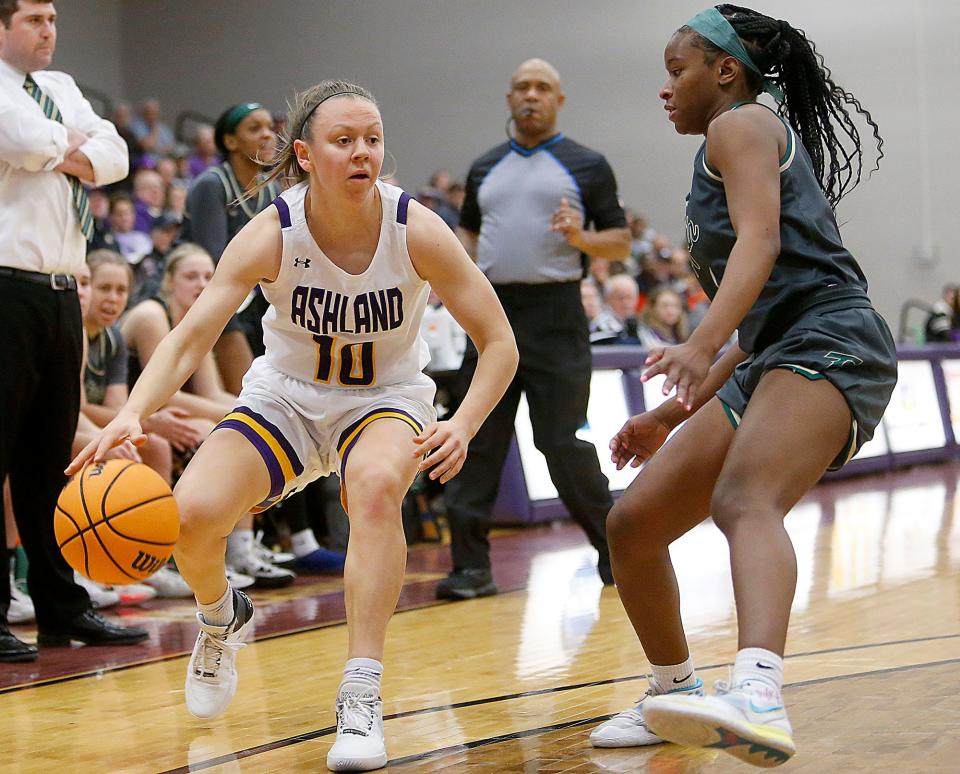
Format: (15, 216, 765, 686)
(823, 351, 863, 368)
(294, 257, 311, 269)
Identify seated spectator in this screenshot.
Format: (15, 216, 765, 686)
(166, 180, 188, 223)
(601, 273, 643, 344)
(155, 156, 182, 191)
(88, 188, 118, 253)
(638, 286, 689, 349)
(421, 290, 467, 373)
(416, 187, 458, 230)
(635, 234, 674, 301)
(131, 98, 176, 160)
(925, 284, 959, 343)
(120, 243, 292, 589)
(131, 213, 181, 304)
(446, 181, 465, 214)
(110, 102, 139, 184)
(668, 247, 710, 331)
(626, 209, 656, 268)
(80, 251, 178, 482)
(109, 194, 152, 264)
(187, 124, 220, 178)
(132, 168, 166, 233)
(429, 168, 451, 194)
(581, 279, 622, 344)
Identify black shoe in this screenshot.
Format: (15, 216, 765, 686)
(436, 569, 498, 600)
(0, 624, 37, 662)
(37, 609, 149, 647)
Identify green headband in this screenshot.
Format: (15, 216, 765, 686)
(685, 7, 784, 102)
(222, 102, 265, 135)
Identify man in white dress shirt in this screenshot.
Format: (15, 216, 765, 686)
(0, 0, 147, 661)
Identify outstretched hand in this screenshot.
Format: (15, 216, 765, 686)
(609, 412, 672, 470)
(66, 409, 147, 476)
(411, 420, 471, 484)
(641, 342, 713, 411)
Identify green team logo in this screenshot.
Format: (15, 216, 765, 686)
(823, 351, 863, 368)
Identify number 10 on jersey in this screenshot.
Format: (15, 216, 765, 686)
(312, 334, 377, 386)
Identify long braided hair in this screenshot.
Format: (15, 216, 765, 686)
(683, 5, 883, 207)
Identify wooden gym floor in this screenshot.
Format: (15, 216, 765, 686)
(3, 460, 959, 772)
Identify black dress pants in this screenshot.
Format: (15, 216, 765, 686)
(0, 277, 89, 628)
(444, 281, 612, 570)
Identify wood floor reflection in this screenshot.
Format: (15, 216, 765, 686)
(3, 461, 959, 773)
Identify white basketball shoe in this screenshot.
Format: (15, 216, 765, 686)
(590, 677, 704, 747)
(326, 683, 388, 771)
(185, 589, 255, 719)
(642, 680, 795, 768)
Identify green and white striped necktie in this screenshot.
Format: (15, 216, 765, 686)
(23, 73, 94, 240)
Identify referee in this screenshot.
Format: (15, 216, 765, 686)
(0, 0, 146, 661)
(438, 59, 631, 599)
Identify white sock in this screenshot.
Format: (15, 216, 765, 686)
(227, 529, 255, 559)
(733, 647, 784, 694)
(651, 656, 699, 693)
(197, 586, 234, 627)
(340, 657, 383, 697)
(290, 528, 320, 558)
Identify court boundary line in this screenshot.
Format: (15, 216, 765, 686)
(161, 647, 960, 773)
(0, 587, 491, 695)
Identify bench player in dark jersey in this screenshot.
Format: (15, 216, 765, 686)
(589, 5, 896, 767)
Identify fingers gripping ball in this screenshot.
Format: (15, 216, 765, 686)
(55, 460, 179, 585)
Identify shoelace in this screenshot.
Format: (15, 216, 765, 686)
(253, 531, 277, 564)
(614, 686, 657, 724)
(193, 631, 245, 681)
(337, 694, 378, 735)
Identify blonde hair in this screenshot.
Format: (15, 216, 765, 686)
(641, 286, 688, 343)
(86, 249, 133, 285)
(159, 243, 214, 304)
(246, 80, 377, 200)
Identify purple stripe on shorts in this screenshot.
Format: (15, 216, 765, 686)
(216, 419, 284, 500)
(273, 196, 291, 228)
(231, 406, 304, 476)
(397, 192, 411, 225)
(336, 407, 423, 452)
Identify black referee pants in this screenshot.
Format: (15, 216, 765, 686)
(444, 281, 612, 570)
(0, 277, 89, 628)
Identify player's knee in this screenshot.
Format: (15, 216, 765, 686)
(607, 497, 660, 552)
(174, 486, 233, 544)
(345, 462, 408, 518)
(710, 479, 751, 536)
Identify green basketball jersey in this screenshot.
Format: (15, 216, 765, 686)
(684, 104, 869, 353)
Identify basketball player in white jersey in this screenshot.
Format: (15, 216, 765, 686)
(68, 80, 519, 772)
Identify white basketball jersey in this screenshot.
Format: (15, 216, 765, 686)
(261, 180, 430, 388)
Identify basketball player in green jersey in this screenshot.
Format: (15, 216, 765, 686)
(589, 5, 896, 767)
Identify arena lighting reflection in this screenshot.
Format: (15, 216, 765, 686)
(666, 502, 822, 636)
(515, 547, 601, 678)
(830, 484, 949, 597)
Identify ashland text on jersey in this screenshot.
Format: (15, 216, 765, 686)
(290, 285, 404, 336)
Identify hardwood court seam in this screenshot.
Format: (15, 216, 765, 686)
(0, 590, 518, 695)
(2, 626, 957, 697)
(382, 657, 960, 769)
(160, 651, 960, 773)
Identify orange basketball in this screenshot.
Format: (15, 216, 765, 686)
(55, 460, 179, 585)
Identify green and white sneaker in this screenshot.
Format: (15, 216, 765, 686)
(643, 680, 795, 768)
(590, 678, 704, 748)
